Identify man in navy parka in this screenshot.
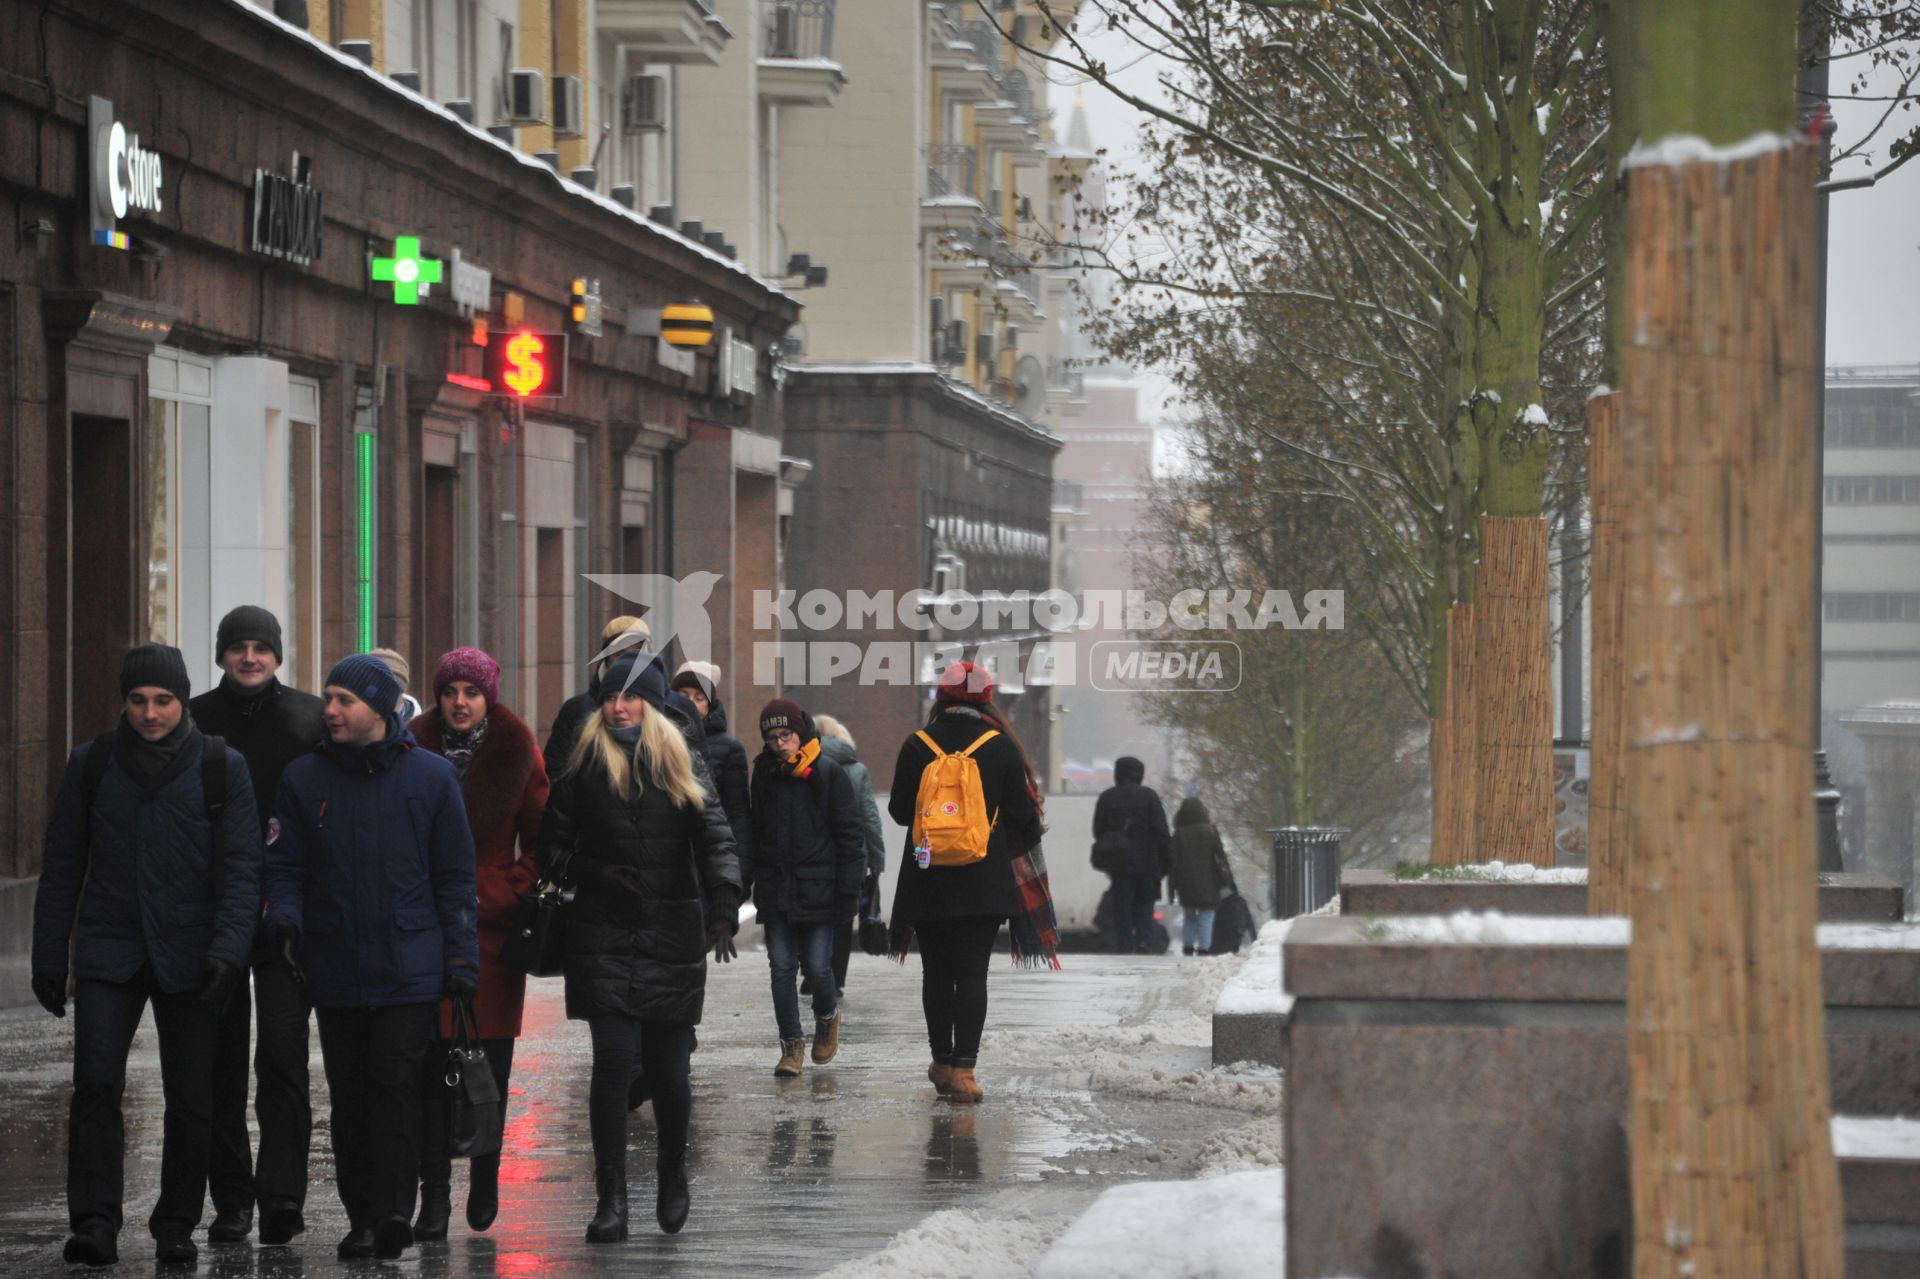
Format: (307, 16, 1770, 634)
(263, 653, 478, 1263)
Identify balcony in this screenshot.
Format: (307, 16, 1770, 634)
(923, 144, 984, 233)
(758, 0, 847, 106)
(600, 0, 730, 64)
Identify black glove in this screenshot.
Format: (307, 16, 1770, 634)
(706, 891, 740, 964)
(31, 974, 66, 1018)
(199, 958, 240, 1012)
(444, 971, 478, 1006)
(271, 921, 307, 992)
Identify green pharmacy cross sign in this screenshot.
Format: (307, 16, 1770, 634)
(370, 235, 443, 305)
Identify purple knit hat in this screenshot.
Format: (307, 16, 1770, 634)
(433, 646, 501, 707)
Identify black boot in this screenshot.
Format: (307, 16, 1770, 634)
(62, 1219, 117, 1267)
(414, 1169, 452, 1242)
(208, 1203, 253, 1242)
(656, 1152, 690, 1234)
(466, 1153, 500, 1231)
(585, 1164, 628, 1243)
(154, 1226, 197, 1267)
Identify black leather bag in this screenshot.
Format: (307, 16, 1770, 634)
(857, 871, 890, 956)
(445, 999, 502, 1160)
(501, 877, 571, 977)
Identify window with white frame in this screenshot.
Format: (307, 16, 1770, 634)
(147, 350, 215, 669)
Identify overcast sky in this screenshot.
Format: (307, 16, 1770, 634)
(1048, 31, 1920, 372)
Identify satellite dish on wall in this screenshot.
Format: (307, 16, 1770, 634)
(1013, 355, 1047, 418)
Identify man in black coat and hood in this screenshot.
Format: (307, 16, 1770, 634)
(189, 605, 325, 1246)
(1092, 756, 1173, 954)
(670, 662, 752, 883)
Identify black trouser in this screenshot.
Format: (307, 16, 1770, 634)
(830, 918, 853, 992)
(209, 952, 314, 1216)
(419, 1037, 515, 1186)
(68, 969, 218, 1238)
(916, 915, 1002, 1068)
(207, 961, 254, 1216)
(587, 1018, 693, 1172)
(1109, 872, 1161, 953)
(315, 1003, 436, 1230)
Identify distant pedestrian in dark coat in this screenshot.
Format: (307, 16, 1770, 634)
(751, 698, 865, 1078)
(407, 647, 548, 1240)
(263, 653, 478, 1263)
(887, 662, 1046, 1104)
(670, 661, 753, 881)
(1170, 797, 1232, 955)
(538, 649, 740, 1242)
(1092, 756, 1172, 954)
(32, 643, 262, 1268)
(189, 604, 325, 1247)
(812, 713, 885, 993)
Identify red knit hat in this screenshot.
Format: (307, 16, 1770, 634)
(935, 660, 995, 705)
(433, 646, 501, 707)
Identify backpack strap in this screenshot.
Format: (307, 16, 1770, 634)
(202, 734, 227, 900)
(77, 730, 117, 883)
(958, 730, 999, 758)
(913, 729, 947, 759)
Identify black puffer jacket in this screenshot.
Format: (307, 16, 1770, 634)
(697, 696, 754, 882)
(1092, 756, 1172, 878)
(540, 738, 741, 1025)
(887, 706, 1043, 926)
(542, 689, 597, 783)
(749, 733, 865, 925)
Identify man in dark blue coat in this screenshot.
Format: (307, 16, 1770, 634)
(31, 643, 263, 1269)
(262, 654, 478, 1262)
(749, 698, 865, 1078)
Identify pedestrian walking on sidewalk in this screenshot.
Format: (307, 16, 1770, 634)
(1170, 797, 1232, 956)
(32, 643, 262, 1269)
(888, 661, 1055, 1105)
(750, 698, 866, 1078)
(263, 653, 479, 1263)
(811, 713, 887, 995)
(189, 605, 326, 1248)
(670, 661, 753, 880)
(544, 615, 649, 781)
(366, 646, 424, 723)
(1092, 757, 1173, 954)
(406, 647, 549, 1239)
(538, 649, 741, 1242)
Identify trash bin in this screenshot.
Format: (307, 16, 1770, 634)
(1268, 827, 1346, 918)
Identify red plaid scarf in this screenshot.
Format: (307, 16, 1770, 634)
(889, 842, 1061, 971)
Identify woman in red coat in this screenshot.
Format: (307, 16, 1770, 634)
(407, 647, 548, 1239)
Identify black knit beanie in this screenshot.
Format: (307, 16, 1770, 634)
(121, 643, 192, 702)
(216, 605, 284, 664)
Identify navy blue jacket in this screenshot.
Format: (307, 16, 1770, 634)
(263, 714, 479, 1009)
(32, 724, 262, 994)
(749, 741, 865, 925)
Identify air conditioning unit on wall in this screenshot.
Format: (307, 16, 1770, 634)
(552, 75, 585, 138)
(623, 74, 666, 132)
(506, 68, 548, 124)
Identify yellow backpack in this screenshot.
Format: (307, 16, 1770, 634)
(910, 729, 999, 867)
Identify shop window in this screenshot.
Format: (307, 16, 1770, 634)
(146, 351, 215, 669)
(286, 378, 322, 692)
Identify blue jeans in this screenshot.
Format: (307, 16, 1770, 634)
(1182, 907, 1217, 953)
(764, 917, 837, 1042)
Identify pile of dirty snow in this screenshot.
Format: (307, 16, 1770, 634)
(1035, 1168, 1284, 1279)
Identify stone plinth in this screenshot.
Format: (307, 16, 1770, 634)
(1283, 914, 1920, 1279)
(1340, 868, 1905, 922)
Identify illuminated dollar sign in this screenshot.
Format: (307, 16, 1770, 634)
(504, 332, 546, 396)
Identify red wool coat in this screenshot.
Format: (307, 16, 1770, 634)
(410, 704, 550, 1039)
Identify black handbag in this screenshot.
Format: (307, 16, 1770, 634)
(1091, 816, 1132, 874)
(501, 875, 571, 977)
(445, 999, 502, 1160)
(857, 871, 890, 956)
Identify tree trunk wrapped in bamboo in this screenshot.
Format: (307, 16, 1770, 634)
(1431, 601, 1479, 865)
(1621, 138, 1842, 1277)
(1587, 391, 1629, 912)
(1474, 516, 1555, 866)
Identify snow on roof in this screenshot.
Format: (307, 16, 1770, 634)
(788, 362, 1060, 443)
(1356, 914, 1920, 951)
(222, 0, 785, 301)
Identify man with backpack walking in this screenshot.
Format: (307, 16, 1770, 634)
(749, 698, 865, 1077)
(31, 643, 263, 1268)
(1092, 757, 1173, 954)
(189, 605, 326, 1246)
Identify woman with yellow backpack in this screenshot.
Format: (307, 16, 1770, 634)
(887, 661, 1056, 1104)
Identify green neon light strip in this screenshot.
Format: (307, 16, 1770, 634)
(356, 432, 376, 652)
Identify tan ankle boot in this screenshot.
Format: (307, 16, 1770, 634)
(947, 1067, 984, 1103)
(774, 1038, 806, 1077)
(811, 1010, 842, 1064)
(927, 1060, 954, 1095)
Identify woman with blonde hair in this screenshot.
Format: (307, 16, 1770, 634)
(538, 650, 740, 1242)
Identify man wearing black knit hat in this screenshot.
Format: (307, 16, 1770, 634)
(189, 606, 326, 1246)
(31, 644, 263, 1268)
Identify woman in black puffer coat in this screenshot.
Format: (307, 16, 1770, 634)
(538, 651, 740, 1244)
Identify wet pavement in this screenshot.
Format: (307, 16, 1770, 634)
(0, 950, 1274, 1276)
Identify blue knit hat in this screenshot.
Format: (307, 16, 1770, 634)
(325, 653, 402, 718)
(592, 649, 669, 710)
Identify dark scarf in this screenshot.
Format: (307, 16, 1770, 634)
(440, 714, 490, 778)
(221, 674, 280, 717)
(121, 714, 192, 782)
